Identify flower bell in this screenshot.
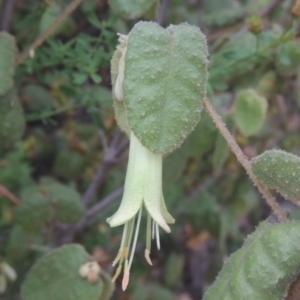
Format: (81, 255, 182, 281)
(107, 132, 175, 290)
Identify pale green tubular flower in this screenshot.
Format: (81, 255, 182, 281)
(107, 131, 175, 290)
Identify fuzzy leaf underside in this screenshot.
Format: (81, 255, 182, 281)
(251, 150, 300, 203)
(124, 21, 208, 154)
(203, 221, 300, 300)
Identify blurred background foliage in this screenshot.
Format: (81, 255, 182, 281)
(0, 0, 300, 299)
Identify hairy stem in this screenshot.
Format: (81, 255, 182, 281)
(203, 97, 287, 221)
(16, 0, 85, 66)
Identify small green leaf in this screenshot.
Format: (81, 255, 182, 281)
(16, 189, 51, 231)
(275, 40, 300, 76)
(251, 150, 300, 203)
(234, 89, 267, 136)
(163, 253, 185, 288)
(123, 21, 208, 154)
(39, 3, 62, 34)
(203, 221, 300, 300)
(43, 181, 85, 224)
(0, 32, 16, 96)
(0, 88, 26, 156)
(21, 245, 104, 300)
(212, 118, 234, 173)
(73, 73, 88, 85)
(90, 73, 102, 84)
(109, 0, 157, 19)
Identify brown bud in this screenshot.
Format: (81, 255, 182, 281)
(248, 15, 264, 34)
(87, 271, 99, 283)
(292, 0, 300, 17)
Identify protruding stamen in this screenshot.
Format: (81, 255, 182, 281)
(152, 219, 155, 239)
(144, 249, 153, 266)
(128, 206, 143, 269)
(122, 260, 130, 291)
(146, 213, 152, 262)
(112, 222, 129, 266)
(155, 222, 160, 250)
(112, 265, 122, 282)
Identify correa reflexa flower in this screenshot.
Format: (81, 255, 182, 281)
(107, 132, 174, 290)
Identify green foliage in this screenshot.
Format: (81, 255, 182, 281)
(21, 244, 109, 300)
(109, 0, 158, 19)
(16, 180, 84, 230)
(163, 253, 185, 288)
(252, 150, 300, 202)
(0, 147, 33, 190)
(0, 32, 16, 96)
(234, 89, 267, 136)
(132, 283, 175, 300)
(203, 221, 300, 300)
(275, 40, 300, 77)
(203, 0, 245, 28)
(120, 21, 208, 154)
(212, 118, 234, 173)
(1, 1, 300, 299)
(0, 88, 26, 156)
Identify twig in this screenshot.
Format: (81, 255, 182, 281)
(1, 0, 15, 31)
(81, 130, 128, 207)
(57, 187, 123, 244)
(259, 0, 287, 17)
(203, 98, 287, 222)
(16, 0, 85, 66)
(0, 185, 21, 205)
(156, 0, 170, 26)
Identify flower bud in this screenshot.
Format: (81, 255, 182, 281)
(248, 15, 263, 34)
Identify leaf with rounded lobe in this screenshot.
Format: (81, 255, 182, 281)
(21, 244, 105, 300)
(251, 150, 300, 203)
(0, 32, 16, 96)
(109, 0, 157, 19)
(203, 221, 300, 300)
(124, 21, 208, 154)
(234, 89, 267, 136)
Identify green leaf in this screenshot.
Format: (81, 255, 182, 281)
(90, 73, 102, 84)
(73, 73, 88, 85)
(163, 253, 185, 288)
(0, 32, 16, 96)
(234, 89, 267, 136)
(108, 0, 157, 19)
(203, 221, 300, 300)
(251, 150, 300, 203)
(212, 118, 234, 173)
(16, 189, 51, 231)
(0, 88, 26, 156)
(123, 21, 208, 154)
(39, 3, 62, 34)
(43, 181, 85, 224)
(275, 40, 300, 76)
(21, 244, 105, 300)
